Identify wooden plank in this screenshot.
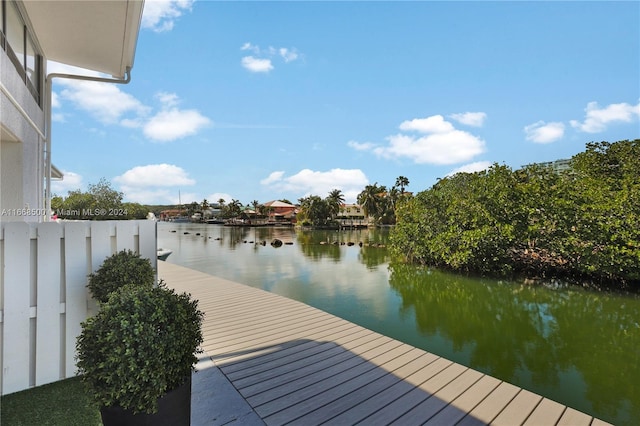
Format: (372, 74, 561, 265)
(389, 363, 469, 425)
(248, 336, 396, 408)
(212, 322, 365, 367)
(591, 418, 614, 426)
(238, 343, 362, 396)
(63, 222, 90, 377)
(393, 368, 484, 425)
(291, 347, 427, 425)
(424, 374, 502, 425)
(228, 340, 353, 382)
(491, 389, 542, 426)
(323, 350, 437, 426)
(523, 398, 566, 425)
(221, 339, 324, 375)
(35, 223, 63, 386)
(1, 222, 32, 394)
(457, 381, 520, 425)
(260, 345, 401, 423)
(557, 407, 594, 425)
(221, 324, 368, 374)
(203, 315, 353, 361)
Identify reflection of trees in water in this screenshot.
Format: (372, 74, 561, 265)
(358, 245, 389, 269)
(294, 229, 391, 266)
(214, 226, 298, 249)
(388, 263, 640, 425)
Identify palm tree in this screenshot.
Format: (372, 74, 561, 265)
(251, 200, 260, 222)
(357, 183, 385, 224)
(395, 176, 410, 194)
(201, 199, 209, 221)
(326, 189, 345, 221)
(225, 199, 243, 219)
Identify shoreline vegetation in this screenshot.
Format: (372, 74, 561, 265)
(389, 139, 640, 292)
(50, 139, 638, 292)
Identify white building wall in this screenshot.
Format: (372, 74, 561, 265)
(0, 44, 46, 222)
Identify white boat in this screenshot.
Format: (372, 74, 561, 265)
(157, 248, 173, 261)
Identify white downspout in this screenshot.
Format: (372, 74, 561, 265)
(43, 68, 131, 221)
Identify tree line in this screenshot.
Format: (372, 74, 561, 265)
(52, 178, 149, 220)
(296, 177, 411, 227)
(389, 140, 640, 289)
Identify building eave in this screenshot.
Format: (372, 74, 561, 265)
(22, 0, 144, 78)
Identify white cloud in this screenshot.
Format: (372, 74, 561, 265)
(364, 114, 485, 165)
(447, 161, 492, 176)
(156, 92, 180, 108)
(260, 171, 286, 185)
(114, 164, 196, 188)
(374, 131, 485, 165)
(241, 56, 274, 73)
(60, 80, 149, 124)
(51, 92, 61, 108)
(142, 0, 194, 32)
(143, 108, 211, 142)
(207, 193, 234, 204)
(51, 171, 83, 195)
(347, 140, 376, 151)
(241, 42, 259, 53)
(524, 121, 565, 144)
(449, 112, 487, 127)
(261, 168, 369, 203)
(279, 48, 299, 63)
(240, 43, 300, 72)
(48, 63, 210, 143)
(570, 101, 640, 133)
(399, 115, 455, 134)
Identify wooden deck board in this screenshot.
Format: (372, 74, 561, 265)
(159, 261, 611, 426)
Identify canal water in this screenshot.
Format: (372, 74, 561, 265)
(159, 222, 639, 425)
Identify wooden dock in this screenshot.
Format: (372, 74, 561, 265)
(159, 262, 610, 426)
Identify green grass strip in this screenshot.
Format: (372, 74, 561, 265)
(1, 377, 101, 426)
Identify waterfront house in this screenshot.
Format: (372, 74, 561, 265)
(0, 0, 147, 395)
(263, 200, 298, 224)
(337, 203, 367, 228)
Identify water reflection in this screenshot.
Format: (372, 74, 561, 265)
(159, 222, 639, 425)
(388, 263, 640, 424)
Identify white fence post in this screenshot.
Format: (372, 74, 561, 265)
(0, 220, 157, 395)
(35, 223, 63, 386)
(1, 222, 32, 394)
(62, 222, 90, 377)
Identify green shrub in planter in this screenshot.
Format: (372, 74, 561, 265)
(76, 282, 204, 415)
(87, 249, 155, 303)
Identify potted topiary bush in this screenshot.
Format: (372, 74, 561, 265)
(76, 282, 204, 426)
(87, 249, 155, 303)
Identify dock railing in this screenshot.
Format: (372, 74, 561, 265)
(0, 220, 157, 395)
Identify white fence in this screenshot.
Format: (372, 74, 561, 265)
(0, 220, 157, 395)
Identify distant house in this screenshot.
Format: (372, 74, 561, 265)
(160, 209, 189, 221)
(337, 203, 367, 228)
(525, 158, 572, 174)
(263, 200, 298, 223)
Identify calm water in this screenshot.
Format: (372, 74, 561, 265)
(159, 222, 639, 425)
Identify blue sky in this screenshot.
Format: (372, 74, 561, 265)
(50, 0, 640, 205)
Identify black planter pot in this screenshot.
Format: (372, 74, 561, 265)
(100, 376, 191, 426)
